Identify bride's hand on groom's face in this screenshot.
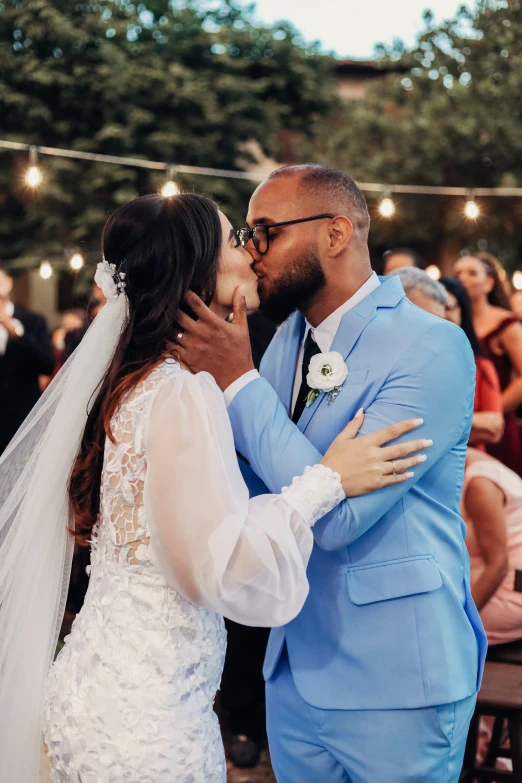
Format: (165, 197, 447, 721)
(174, 287, 255, 389)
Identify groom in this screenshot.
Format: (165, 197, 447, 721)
(178, 165, 487, 782)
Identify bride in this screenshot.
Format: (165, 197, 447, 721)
(0, 193, 426, 782)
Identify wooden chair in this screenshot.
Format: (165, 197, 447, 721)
(461, 662, 522, 781)
(487, 639, 522, 667)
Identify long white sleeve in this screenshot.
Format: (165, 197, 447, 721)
(144, 370, 344, 627)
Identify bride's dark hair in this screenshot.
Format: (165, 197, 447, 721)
(69, 193, 222, 544)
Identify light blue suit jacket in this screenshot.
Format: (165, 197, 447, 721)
(230, 276, 487, 711)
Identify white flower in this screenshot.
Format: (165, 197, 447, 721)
(307, 351, 348, 392)
(95, 261, 119, 302)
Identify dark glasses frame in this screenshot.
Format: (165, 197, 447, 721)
(236, 213, 334, 255)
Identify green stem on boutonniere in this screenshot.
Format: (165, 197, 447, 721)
(305, 389, 321, 408)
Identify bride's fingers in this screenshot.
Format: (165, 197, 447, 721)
(380, 437, 433, 462)
(384, 453, 428, 475)
(338, 409, 365, 440)
(368, 418, 424, 447)
(380, 469, 415, 487)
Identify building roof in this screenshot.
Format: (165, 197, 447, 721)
(335, 58, 409, 76)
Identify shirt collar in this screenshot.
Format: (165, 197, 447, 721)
(306, 272, 381, 354)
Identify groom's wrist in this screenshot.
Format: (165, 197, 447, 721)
(223, 369, 260, 407)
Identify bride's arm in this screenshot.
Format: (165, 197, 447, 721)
(144, 371, 345, 627)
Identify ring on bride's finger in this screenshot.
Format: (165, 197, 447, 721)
(391, 460, 396, 474)
(176, 332, 183, 340)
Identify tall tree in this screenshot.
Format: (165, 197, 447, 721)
(0, 0, 337, 274)
(299, 0, 522, 272)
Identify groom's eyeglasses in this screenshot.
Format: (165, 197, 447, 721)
(236, 214, 334, 255)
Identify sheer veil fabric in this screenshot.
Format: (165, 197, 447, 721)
(0, 296, 128, 782)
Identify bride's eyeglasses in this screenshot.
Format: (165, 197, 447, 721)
(235, 214, 334, 255)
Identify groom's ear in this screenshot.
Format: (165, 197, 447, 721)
(327, 215, 353, 257)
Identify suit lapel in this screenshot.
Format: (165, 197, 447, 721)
(297, 276, 406, 433)
(297, 297, 378, 433)
(263, 312, 305, 415)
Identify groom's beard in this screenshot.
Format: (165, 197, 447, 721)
(258, 247, 326, 324)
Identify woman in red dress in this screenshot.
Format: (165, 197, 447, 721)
(441, 277, 504, 449)
(455, 253, 522, 475)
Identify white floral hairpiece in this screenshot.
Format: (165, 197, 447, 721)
(94, 256, 127, 302)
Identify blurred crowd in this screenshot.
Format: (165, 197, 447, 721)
(1, 247, 522, 770)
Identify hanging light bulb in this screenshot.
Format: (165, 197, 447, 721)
(25, 146, 43, 188)
(426, 265, 441, 281)
(464, 191, 479, 220)
(70, 253, 84, 271)
(513, 271, 522, 291)
(378, 196, 395, 218)
(39, 261, 53, 280)
(161, 166, 180, 198)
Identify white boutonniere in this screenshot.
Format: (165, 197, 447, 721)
(305, 351, 349, 407)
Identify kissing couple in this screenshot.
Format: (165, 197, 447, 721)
(0, 164, 486, 783)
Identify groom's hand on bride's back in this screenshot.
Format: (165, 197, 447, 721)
(322, 413, 432, 497)
(174, 287, 255, 389)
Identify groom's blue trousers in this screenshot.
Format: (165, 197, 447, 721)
(266, 650, 476, 783)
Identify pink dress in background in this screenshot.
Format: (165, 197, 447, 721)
(462, 458, 522, 645)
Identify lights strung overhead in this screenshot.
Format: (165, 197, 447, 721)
(70, 253, 84, 271)
(512, 271, 522, 290)
(161, 166, 180, 198)
(464, 192, 480, 220)
(25, 145, 42, 188)
(378, 196, 395, 218)
(39, 261, 53, 280)
(426, 265, 441, 281)
(161, 180, 180, 197)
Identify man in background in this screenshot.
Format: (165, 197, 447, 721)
(0, 264, 54, 454)
(389, 265, 447, 317)
(383, 247, 425, 276)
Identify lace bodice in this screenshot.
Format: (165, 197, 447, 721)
(43, 361, 344, 782)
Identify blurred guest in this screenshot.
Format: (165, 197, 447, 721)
(0, 264, 54, 454)
(383, 247, 425, 276)
(511, 290, 522, 322)
(40, 308, 86, 391)
(63, 286, 107, 361)
(389, 266, 447, 317)
(455, 253, 522, 475)
(221, 309, 277, 769)
(247, 310, 277, 370)
(462, 448, 522, 644)
(441, 277, 504, 449)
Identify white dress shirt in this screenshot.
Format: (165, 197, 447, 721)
(0, 300, 15, 356)
(224, 272, 381, 413)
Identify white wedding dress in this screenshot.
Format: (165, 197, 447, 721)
(43, 359, 344, 782)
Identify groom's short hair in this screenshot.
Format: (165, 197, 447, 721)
(267, 164, 370, 232)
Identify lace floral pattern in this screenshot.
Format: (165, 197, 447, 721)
(43, 362, 227, 783)
(282, 464, 345, 527)
(42, 362, 343, 782)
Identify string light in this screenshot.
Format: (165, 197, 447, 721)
(426, 265, 441, 281)
(378, 196, 395, 218)
(70, 253, 84, 270)
(161, 166, 180, 198)
(513, 271, 522, 291)
(25, 146, 42, 188)
(464, 191, 480, 220)
(39, 261, 53, 279)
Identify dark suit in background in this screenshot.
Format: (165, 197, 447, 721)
(220, 310, 277, 758)
(0, 305, 55, 454)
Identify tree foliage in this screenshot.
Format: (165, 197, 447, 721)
(298, 0, 522, 271)
(0, 0, 337, 273)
